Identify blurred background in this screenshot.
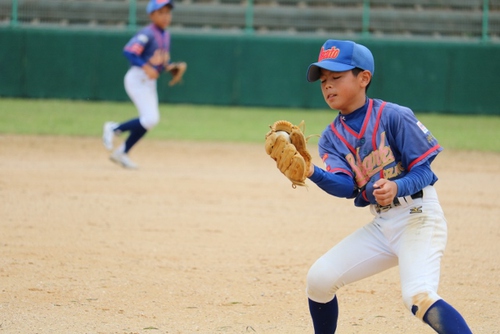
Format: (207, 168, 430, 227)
(2, 0, 499, 39)
(1, 0, 499, 114)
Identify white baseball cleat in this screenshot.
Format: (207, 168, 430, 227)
(102, 122, 118, 151)
(110, 150, 138, 169)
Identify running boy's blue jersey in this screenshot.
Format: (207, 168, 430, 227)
(318, 98, 442, 206)
(123, 23, 171, 73)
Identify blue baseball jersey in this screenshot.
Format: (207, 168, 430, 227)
(123, 23, 171, 73)
(318, 98, 442, 207)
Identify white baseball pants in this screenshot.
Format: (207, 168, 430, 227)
(306, 186, 447, 319)
(124, 66, 160, 130)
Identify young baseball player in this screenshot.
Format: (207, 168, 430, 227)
(304, 40, 472, 333)
(102, 0, 186, 169)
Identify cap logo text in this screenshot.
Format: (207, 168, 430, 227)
(318, 46, 340, 61)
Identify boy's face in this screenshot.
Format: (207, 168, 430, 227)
(319, 68, 371, 114)
(150, 5, 172, 29)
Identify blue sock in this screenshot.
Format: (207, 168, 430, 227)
(125, 127, 147, 153)
(116, 118, 143, 133)
(115, 118, 147, 153)
(423, 299, 472, 334)
(308, 296, 338, 334)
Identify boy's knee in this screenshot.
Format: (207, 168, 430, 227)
(403, 291, 441, 320)
(306, 261, 340, 304)
(140, 115, 159, 130)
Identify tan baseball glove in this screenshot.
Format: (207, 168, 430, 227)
(265, 120, 313, 188)
(166, 62, 187, 86)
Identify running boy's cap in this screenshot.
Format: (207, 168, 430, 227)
(147, 0, 174, 14)
(306, 40, 374, 82)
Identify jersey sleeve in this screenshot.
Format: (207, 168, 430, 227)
(394, 161, 436, 197)
(383, 103, 442, 171)
(123, 29, 151, 67)
(308, 127, 358, 198)
(317, 127, 355, 178)
(123, 50, 146, 67)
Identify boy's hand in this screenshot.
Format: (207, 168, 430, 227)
(265, 120, 312, 188)
(166, 62, 187, 86)
(372, 179, 398, 206)
(307, 163, 315, 177)
(142, 63, 159, 79)
(149, 49, 169, 66)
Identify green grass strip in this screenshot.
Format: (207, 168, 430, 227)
(1, 98, 498, 152)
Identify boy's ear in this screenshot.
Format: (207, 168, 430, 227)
(360, 70, 372, 88)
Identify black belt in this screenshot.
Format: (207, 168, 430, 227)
(375, 189, 423, 213)
(392, 189, 423, 206)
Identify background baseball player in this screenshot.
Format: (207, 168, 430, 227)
(102, 0, 186, 169)
(265, 40, 472, 333)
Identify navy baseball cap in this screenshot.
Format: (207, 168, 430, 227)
(147, 0, 174, 14)
(306, 40, 374, 82)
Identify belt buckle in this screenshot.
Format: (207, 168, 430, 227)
(375, 200, 401, 213)
(375, 204, 392, 213)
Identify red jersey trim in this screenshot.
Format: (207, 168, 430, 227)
(372, 101, 387, 150)
(359, 98, 374, 139)
(330, 99, 376, 155)
(371, 101, 387, 178)
(408, 144, 441, 171)
(339, 99, 374, 139)
(329, 167, 353, 177)
(362, 190, 368, 201)
(323, 153, 353, 177)
(125, 43, 144, 55)
(330, 124, 356, 154)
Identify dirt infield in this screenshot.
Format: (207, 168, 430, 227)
(1, 135, 499, 334)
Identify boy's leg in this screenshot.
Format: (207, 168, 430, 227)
(308, 296, 338, 334)
(124, 67, 160, 132)
(423, 299, 472, 334)
(109, 118, 146, 169)
(124, 127, 147, 153)
(396, 187, 471, 333)
(115, 118, 147, 153)
(306, 222, 398, 333)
